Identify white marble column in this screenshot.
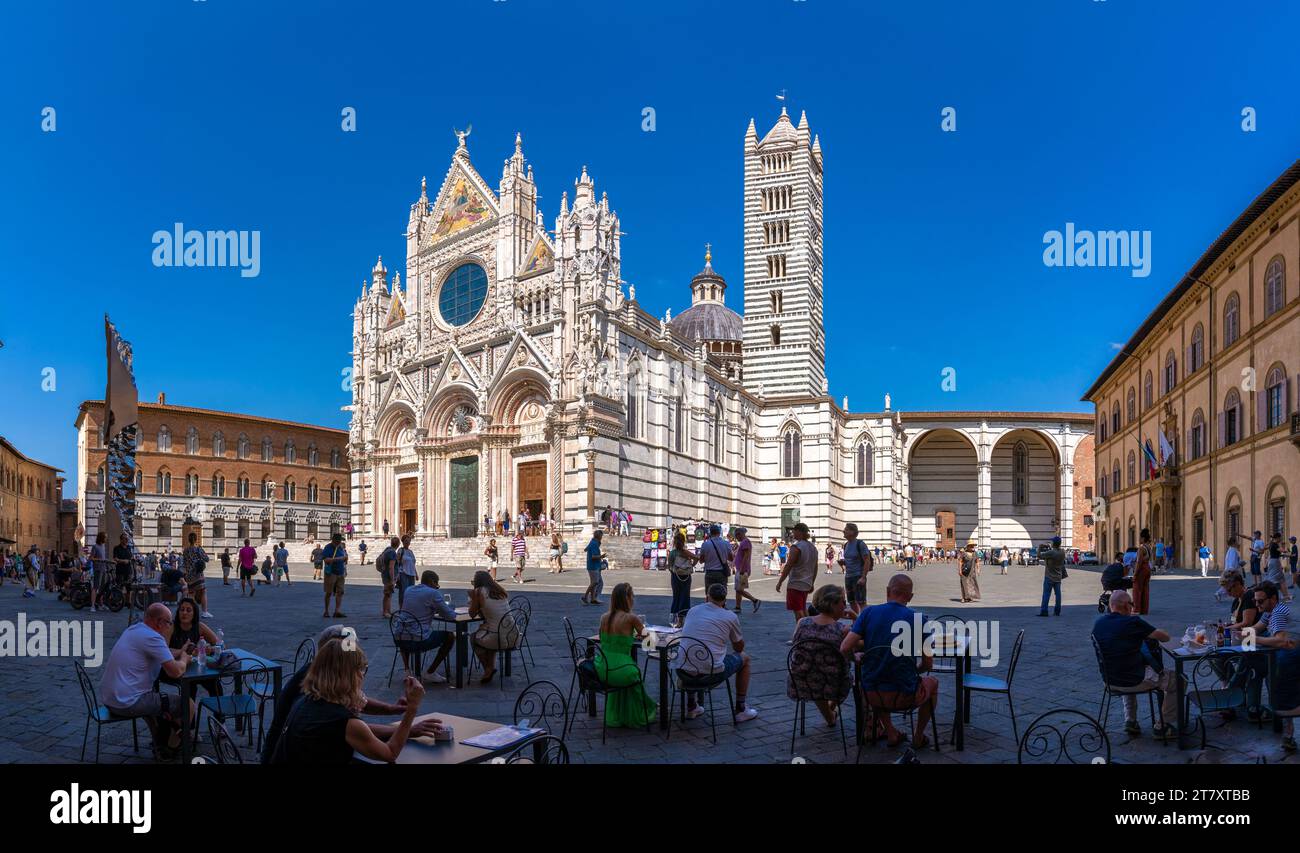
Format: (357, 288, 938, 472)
(1058, 463, 1075, 549)
(977, 459, 992, 548)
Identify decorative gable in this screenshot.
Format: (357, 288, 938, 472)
(520, 234, 554, 278)
(490, 330, 554, 388)
(385, 293, 407, 329)
(429, 157, 499, 245)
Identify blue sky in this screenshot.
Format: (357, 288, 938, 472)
(2, 0, 1298, 496)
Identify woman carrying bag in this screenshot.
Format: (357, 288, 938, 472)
(668, 532, 697, 628)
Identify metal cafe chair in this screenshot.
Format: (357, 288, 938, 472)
(1018, 708, 1110, 764)
(925, 613, 963, 675)
(957, 628, 1026, 745)
(666, 637, 737, 745)
(387, 610, 432, 686)
(505, 734, 570, 765)
(73, 660, 139, 763)
(206, 716, 244, 765)
(854, 644, 939, 763)
(194, 657, 273, 752)
(292, 637, 316, 673)
(1091, 634, 1162, 735)
(786, 639, 850, 757)
(1185, 650, 1257, 749)
(508, 595, 537, 666)
(513, 680, 570, 738)
(566, 635, 652, 743)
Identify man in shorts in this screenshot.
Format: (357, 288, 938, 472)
(732, 527, 760, 614)
(99, 603, 196, 760)
(237, 538, 258, 597)
(839, 522, 873, 616)
(321, 532, 348, 618)
(775, 522, 818, 625)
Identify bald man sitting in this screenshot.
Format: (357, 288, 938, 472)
(841, 573, 940, 749)
(1091, 590, 1179, 738)
(99, 602, 196, 759)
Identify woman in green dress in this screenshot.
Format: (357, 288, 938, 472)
(595, 583, 657, 728)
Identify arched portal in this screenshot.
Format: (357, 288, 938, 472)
(989, 429, 1060, 549)
(908, 429, 978, 548)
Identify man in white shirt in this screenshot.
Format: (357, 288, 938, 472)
(1251, 531, 1266, 582)
(99, 603, 194, 759)
(679, 583, 757, 723)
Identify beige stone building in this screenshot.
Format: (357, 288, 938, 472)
(1084, 160, 1300, 567)
(0, 436, 64, 556)
(75, 395, 349, 550)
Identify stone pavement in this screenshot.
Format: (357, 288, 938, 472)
(1, 557, 1295, 765)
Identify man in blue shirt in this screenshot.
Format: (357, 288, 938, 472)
(582, 529, 606, 606)
(841, 573, 938, 748)
(399, 571, 457, 683)
(1091, 589, 1178, 737)
(321, 533, 348, 618)
(839, 522, 873, 615)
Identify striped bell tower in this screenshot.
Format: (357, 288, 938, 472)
(741, 105, 825, 398)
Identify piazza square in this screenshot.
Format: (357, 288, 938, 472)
(4, 5, 1300, 831)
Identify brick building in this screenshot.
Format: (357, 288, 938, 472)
(0, 435, 64, 558)
(74, 395, 349, 551)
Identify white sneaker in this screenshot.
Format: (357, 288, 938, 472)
(734, 707, 759, 723)
(423, 671, 447, 684)
(685, 706, 705, 720)
(201, 611, 213, 619)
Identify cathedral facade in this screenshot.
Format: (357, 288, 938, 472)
(347, 111, 1093, 549)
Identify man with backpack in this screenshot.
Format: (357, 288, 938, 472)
(699, 524, 732, 596)
(839, 522, 874, 616)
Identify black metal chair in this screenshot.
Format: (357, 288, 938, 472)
(471, 608, 529, 690)
(194, 657, 273, 752)
(1185, 651, 1256, 749)
(206, 716, 244, 765)
(1091, 634, 1162, 735)
(786, 639, 850, 757)
(387, 610, 429, 687)
(73, 660, 139, 763)
(925, 613, 963, 674)
(957, 627, 1025, 745)
(292, 637, 316, 673)
(505, 734, 570, 764)
(513, 680, 569, 738)
(1018, 708, 1110, 764)
(666, 637, 737, 745)
(508, 595, 536, 666)
(565, 635, 652, 743)
(854, 644, 939, 762)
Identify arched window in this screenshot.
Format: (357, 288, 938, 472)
(712, 402, 725, 465)
(156, 471, 172, 495)
(135, 469, 144, 491)
(157, 425, 172, 452)
(1224, 293, 1240, 347)
(673, 397, 686, 453)
(855, 441, 874, 486)
(1127, 450, 1136, 487)
(1127, 387, 1136, 423)
(262, 437, 273, 462)
(158, 516, 172, 539)
(184, 472, 199, 496)
(782, 429, 802, 478)
(625, 365, 641, 440)
(1265, 365, 1288, 429)
(284, 479, 297, 502)
(1190, 409, 1206, 460)
(330, 483, 341, 505)
(237, 434, 250, 460)
(211, 474, 225, 497)
(186, 427, 198, 455)
(237, 476, 250, 499)
(1112, 460, 1120, 494)
(1189, 324, 1204, 373)
(1265, 256, 1286, 317)
(307, 481, 318, 503)
(330, 448, 341, 468)
(1013, 441, 1029, 506)
(1143, 371, 1154, 409)
(96, 467, 105, 490)
(1223, 387, 1242, 446)
(212, 431, 225, 457)
(1164, 351, 1177, 394)
(308, 444, 319, 466)
(1111, 402, 1121, 435)
(284, 440, 296, 464)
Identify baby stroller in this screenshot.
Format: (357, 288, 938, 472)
(1097, 562, 1133, 612)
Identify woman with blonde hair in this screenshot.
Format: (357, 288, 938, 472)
(270, 638, 427, 764)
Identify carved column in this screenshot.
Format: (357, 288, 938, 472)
(977, 459, 992, 549)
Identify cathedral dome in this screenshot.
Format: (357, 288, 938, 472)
(670, 245, 742, 344)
